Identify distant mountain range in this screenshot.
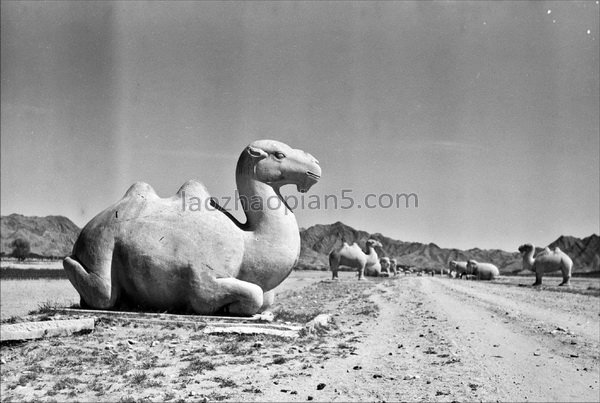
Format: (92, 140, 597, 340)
(297, 221, 600, 275)
(0, 214, 80, 258)
(1, 215, 598, 275)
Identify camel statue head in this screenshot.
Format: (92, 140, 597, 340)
(366, 239, 383, 249)
(237, 139, 321, 194)
(518, 243, 535, 255)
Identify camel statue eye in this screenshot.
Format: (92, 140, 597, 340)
(274, 152, 286, 160)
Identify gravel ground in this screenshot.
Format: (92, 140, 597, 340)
(1, 273, 599, 402)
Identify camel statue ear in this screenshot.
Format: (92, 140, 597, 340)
(247, 146, 268, 159)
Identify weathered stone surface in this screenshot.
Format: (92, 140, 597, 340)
(1, 318, 95, 342)
(63, 140, 321, 316)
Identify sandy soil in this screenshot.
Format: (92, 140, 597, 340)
(1, 273, 599, 402)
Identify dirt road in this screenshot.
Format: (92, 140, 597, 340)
(254, 276, 600, 402)
(1, 274, 599, 402)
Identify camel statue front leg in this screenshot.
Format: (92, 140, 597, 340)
(558, 278, 571, 286)
(532, 270, 543, 287)
(558, 259, 572, 286)
(357, 264, 365, 280)
(331, 263, 339, 280)
(558, 271, 571, 286)
(196, 278, 264, 316)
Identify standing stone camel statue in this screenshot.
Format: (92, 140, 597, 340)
(518, 243, 572, 286)
(63, 139, 321, 316)
(466, 260, 499, 280)
(329, 239, 383, 280)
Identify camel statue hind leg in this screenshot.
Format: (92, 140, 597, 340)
(63, 256, 116, 309)
(557, 253, 573, 286)
(63, 200, 138, 310)
(329, 253, 340, 280)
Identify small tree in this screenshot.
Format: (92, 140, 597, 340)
(10, 238, 31, 261)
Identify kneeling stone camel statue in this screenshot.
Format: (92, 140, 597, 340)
(466, 260, 499, 280)
(63, 140, 321, 316)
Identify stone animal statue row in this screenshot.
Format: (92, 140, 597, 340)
(63, 136, 573, 320)
(448, 243, 573, 286)
(326, 241, 573, 285)
(64, 140, 321, 316)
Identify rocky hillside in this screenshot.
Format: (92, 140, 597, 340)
(297, 221, 600, 275)
(0, 214, 80, 258)
(1, 214, 597, 275)
(548, 235, 600, 272)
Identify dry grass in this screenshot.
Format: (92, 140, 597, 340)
(0, 276, 381, 402)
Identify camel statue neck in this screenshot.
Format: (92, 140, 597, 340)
(234, 169, 300, 291)
(365, 245, 377, 256)
(522, 248, 535, 269)
(235, 174, 296, 232)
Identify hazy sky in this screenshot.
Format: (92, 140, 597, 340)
(2, 1, 598, 251)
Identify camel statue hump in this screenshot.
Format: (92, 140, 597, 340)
(537, 247, 559, 260)
(346, 243, 363, 253)
(123, 182, 158, 199)
(176, 180, 211, 200)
